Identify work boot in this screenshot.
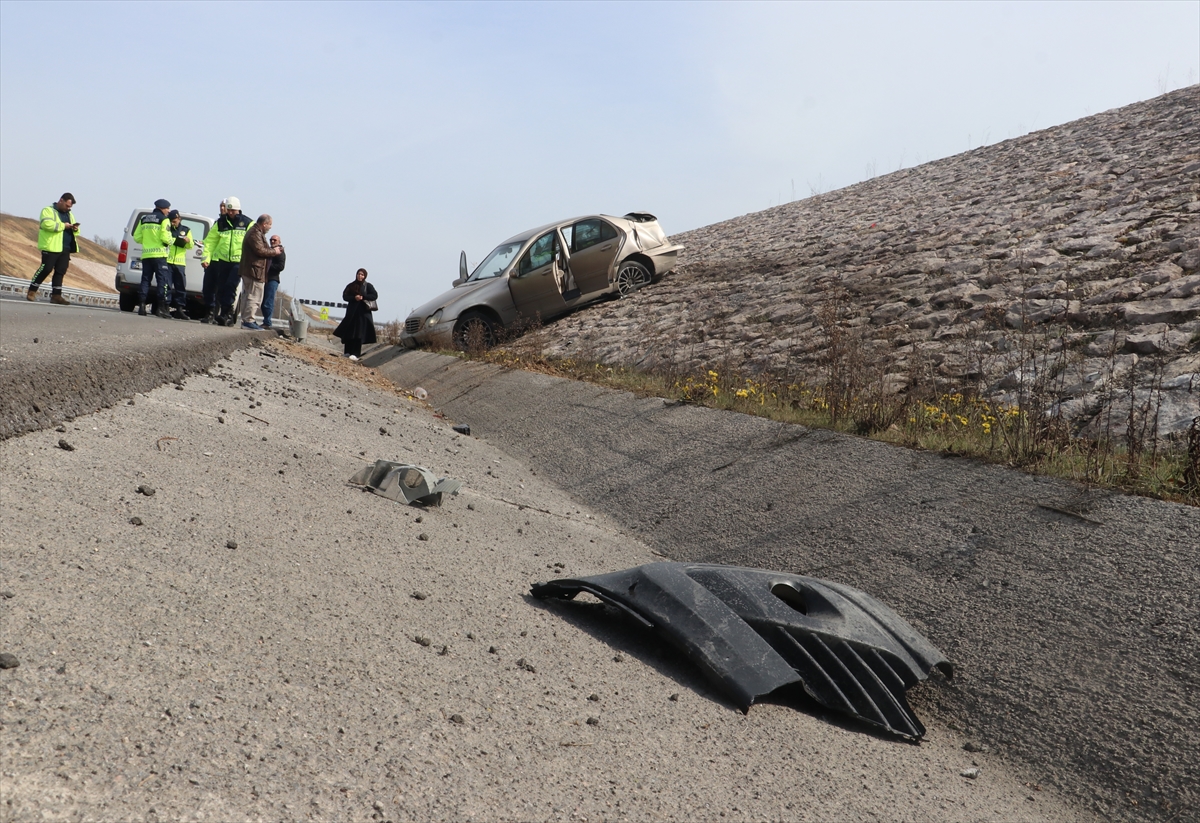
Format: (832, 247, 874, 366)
(50, 294, 71, 306)
(170, 308, 188, 321)
(138, 301, 148, 317)
(25, 288, 38, 301)
(223, 312, 238, 327)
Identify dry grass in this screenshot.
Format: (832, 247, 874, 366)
(445, 309, 1199, 506)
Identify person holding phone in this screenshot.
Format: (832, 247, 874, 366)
(27, 193, 80, 306)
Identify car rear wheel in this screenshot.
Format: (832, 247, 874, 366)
(453, 311, 499, 351)
(119, 291, 137, 312)
(615, 260, 651, 296)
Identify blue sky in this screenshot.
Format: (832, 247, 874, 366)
(1, 1, 1197, 318)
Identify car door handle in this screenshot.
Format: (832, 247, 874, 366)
(600, 244, 613, 250)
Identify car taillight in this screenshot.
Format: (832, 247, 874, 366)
(118, 240, 128, 264)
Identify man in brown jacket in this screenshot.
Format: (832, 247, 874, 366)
(238, 214, 283, 330)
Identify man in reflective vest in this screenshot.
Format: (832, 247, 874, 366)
(133, 199, 172, 318)
(165, 210, 195, 321)
(27, 193, 80, 305)
(201, 195, 253, 326)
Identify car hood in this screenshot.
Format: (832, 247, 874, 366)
(408, 278, 503, 320)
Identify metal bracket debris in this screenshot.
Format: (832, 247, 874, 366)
(349, 460, 462, 506)
(532, 562, 952, 740)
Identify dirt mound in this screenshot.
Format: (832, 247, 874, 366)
(0, 212, 118, 293)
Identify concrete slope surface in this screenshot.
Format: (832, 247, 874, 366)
(536, 86, 1199, 439)
(376, 348, 1200, 823)
(0, 344, 1087, 822)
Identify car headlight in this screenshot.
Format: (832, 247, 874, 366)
(426, 309, 443, 327)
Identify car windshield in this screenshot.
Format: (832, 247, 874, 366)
(469, 242, 521, 281)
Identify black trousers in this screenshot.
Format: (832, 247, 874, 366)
(343, 339, 363, 357)
(30, 251, 71, 294)
(167, 263, 188, 309)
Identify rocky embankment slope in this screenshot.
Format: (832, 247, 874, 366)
(542, 86, 1200, 439)
(0, 213, 118, 293)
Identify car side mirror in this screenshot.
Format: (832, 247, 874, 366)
(457, 250, 468, 285)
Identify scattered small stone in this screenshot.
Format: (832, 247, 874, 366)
(438, 646, 450, 656)
(261, 437, 267, 442)
(130, 516, 143, 526)
(418, 533, 429, 542)
(586, 716, 599, 726)
(221, 409, 227, 414)
(137, 485, 156, 497)
(414, 636, 431, 647)
(449, 713, 464, 724)
(127, 400, 135, 405)
(466, 503, 475, 511)
(466, 632, 475, 640)
(520, 630, 527, 637)
(0, 591, 14, 599)
(217, 416, 225, 424)
(960, 767, 980, 779)
(32, 337, 38, 343)
(963, 741, 990, 753)
(0, 653, 20, 669)
(414, 515, 423, 523)
(373, 800, 385, 811)
(56, 664, 66, 675)
(669, 693, 680, 702)
(293, 453, 300, 459)
(488, 646, 497, 654)
(587, 693, 600, 702)
(516, 657, 536, 673)
(57, 439, 74, 451)
(175, 385, 184, 391)
(411, 591, 428, 601)
(55, 425, 66, 432)
(612, 654, 625, 663)
(226, 539, 238, 549)
(379, 427, 388, 435)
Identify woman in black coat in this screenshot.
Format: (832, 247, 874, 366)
(333, 268, 378, 359)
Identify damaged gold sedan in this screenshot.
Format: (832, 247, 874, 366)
(400, 213, 682, 350)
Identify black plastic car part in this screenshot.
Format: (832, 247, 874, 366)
(531, 563, 952, 740)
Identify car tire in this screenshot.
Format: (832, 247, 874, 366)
(119, 291, 137, 312)
(615, 260, 651, 296)
(453, 311, 499, 351)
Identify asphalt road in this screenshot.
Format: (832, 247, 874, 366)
(0, 336, 1094, 821)
(374, 348, 1200, 823)
(0, 299, 257, 439)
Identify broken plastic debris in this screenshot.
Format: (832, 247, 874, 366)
(532, 562, 952, 740)
(452, 424, 470, 436)
(413, 387, 428, 400)
(349, 460, 461, 506)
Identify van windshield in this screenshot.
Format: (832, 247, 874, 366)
(469, 243, 521, 281)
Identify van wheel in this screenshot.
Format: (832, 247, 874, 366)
(615, 261, 651, 296)
(453, 311, 498, 351)
(119, 292, 137, 312)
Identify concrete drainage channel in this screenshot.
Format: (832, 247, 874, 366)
(371, 347, 1200, 821)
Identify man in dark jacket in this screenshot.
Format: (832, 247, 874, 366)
(238, 214, 283, 330)
(261, 234, 286, 329)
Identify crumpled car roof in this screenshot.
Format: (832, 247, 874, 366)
(532, 562, 952, 740)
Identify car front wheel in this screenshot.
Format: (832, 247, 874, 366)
(615, 260, 651, 296)
(453, 311, 499, 351)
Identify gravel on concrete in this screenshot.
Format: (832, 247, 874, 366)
(0, 343, 1088, 822)
(375, 348, 1200, 823)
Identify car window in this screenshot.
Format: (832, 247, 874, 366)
(181, 218, 207, 240)
(571, 219, 617, 252)
(469, 242, 521, 281)
(518, 232, 557, 275)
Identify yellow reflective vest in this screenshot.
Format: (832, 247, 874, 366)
(202, 213, 253, 264)
(134, 212, 171, 259)
(167, 225, 194, 266)
(37, 205, 77, 253)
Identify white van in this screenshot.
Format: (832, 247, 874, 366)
(114, 209, 214, 317)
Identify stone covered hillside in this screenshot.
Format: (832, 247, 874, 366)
(540, 86, 1199, 438)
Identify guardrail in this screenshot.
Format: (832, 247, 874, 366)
(0, 275, 120, 308)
